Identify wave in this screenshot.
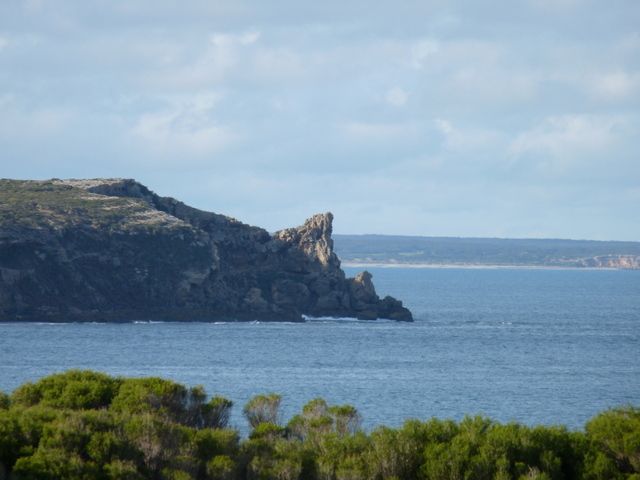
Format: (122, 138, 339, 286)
(302, 315, 400, 324)
(30, 322, 72, 326)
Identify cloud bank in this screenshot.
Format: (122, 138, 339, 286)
(0, 0, 639, 239)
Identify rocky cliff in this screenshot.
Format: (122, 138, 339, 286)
(574, 255, 640, 269)
(0, 179, 412, 322)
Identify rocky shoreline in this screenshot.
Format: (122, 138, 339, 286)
(0, 179, 412, 322)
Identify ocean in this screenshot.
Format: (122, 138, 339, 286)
(1, 266, 638, 433)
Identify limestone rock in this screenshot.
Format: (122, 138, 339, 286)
(0, 179, 413, 322)
(347, 271, 413, 321)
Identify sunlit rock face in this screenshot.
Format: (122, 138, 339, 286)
(577, 255, 640, 269)
(0, 179, 413, 322)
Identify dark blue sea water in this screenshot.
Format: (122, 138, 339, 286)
(1, 267, 639, 433)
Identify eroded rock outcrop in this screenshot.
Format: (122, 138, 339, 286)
(0, 179, 413, 322)
(575, 255, 640, 269)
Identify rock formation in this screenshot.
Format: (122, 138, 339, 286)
(0, 178, 413, 322)
(575, 255, 640, 269)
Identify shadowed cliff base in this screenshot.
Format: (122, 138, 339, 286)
(0, 178, 412, 322)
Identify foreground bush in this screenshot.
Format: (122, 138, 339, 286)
(0, 370, 638, 479)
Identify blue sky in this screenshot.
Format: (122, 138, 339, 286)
(1, 0, 639, 240)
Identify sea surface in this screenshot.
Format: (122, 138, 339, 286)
(1, 267, 639, 433)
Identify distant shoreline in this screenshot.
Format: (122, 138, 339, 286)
(341, 262, 630, 271)
(334, 234, 640, 271)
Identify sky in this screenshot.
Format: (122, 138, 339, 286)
(0, 0, 639, 240)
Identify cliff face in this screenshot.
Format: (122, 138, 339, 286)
(0, 179, 412, 322)
(575, 255, 640, 269)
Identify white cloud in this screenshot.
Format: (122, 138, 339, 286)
(589, 71, 639, 100)
(175, 92, 222, 113)
(209, 30, 260, 47)
(341, 121, 418, 141)
(385, 87, 409, 107)
(434, 118, 503, 152)
(529, 0, 584, 11)
(252, 47, 306, 80)
(23, 0, 45, 14)
(0, 94, 13, 108)
(409, 38, 540, 105)
(434, 118, 453, 135)
(448, 67, 537, 104)
(509, 114, 624, 172)
(410, 39, 439, 69)
(1, 1, 639, 239)
(0, 102, 73, 139)
(147, 30, 262, 89)
(199, 33, 252, 79)
(130, 93, 238, 158)
(132, 113, 237, 158)
(618, 32, 640, 55)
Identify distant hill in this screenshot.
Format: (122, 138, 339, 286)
(333, 234, 640, 269)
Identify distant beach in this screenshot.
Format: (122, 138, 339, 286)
(341, 262, 622, 271)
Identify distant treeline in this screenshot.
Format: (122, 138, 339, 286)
(1, 371, 639, 480)
(333, 234, 640, 268)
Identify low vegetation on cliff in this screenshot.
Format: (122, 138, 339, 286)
(0, 371, 638, 480)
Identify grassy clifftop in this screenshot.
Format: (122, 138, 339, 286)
(0, 179, 190, 233)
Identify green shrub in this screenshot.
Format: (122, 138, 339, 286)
(0, 371, 638, 480)
(585, 406, 640, 478)
(11, 370, 120, 410)
(206, 455, 236, 480)
(0, 391, 9, 410)
(243, 394, 281, 430)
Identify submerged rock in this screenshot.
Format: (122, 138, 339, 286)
(0, 178, 413, 322)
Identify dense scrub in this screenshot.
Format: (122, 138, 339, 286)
(0, 371, 638, 479)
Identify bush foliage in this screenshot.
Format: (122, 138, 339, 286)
(0, 370, 638, 479)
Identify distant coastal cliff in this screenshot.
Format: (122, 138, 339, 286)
(0, 179, 412, 322)
(333, 234, 640, 270)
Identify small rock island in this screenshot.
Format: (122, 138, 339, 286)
(0, 179, 412, 322)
